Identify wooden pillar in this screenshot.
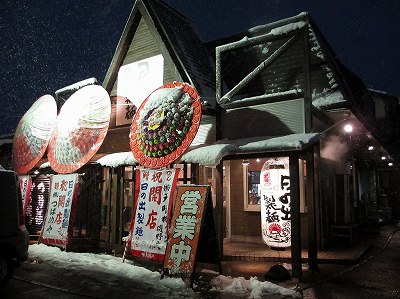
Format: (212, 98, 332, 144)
(215, 162, 224, 261)
(290, 155, 302, 280)
(307, 149, 319, 272)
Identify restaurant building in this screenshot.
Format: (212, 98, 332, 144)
(13, 0, 400, 279)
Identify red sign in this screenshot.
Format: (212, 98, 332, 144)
(163, 185, 209, 274)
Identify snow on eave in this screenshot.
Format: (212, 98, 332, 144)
(96, 152, 137, 168)
(39, 162, 50, 169)
(312, 90, 346, 108)
(0, 139, 13, 146)
(180, 133, 320, 167)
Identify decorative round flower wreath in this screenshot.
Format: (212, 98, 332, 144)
(130, 82, 202, 168)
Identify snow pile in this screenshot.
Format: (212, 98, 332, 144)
(210, 275, 300, 299)
(28, 244, 300, 298)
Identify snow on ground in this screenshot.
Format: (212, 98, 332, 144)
(28, 244, 300, 298)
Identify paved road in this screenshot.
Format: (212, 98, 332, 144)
(1, 223, 399, 298)
(299, 222, 400, 299)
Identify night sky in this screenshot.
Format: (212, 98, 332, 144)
(1, 0, 399, 136)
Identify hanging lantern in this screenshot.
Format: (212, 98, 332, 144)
(260, 157, 291, 248)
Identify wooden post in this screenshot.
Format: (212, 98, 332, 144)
(290, 155, 302, 280)
(215, 162, 224, 265)
(307, 149, 319, 272)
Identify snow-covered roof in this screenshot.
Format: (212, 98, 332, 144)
(0, 139, 12, 147)
(180, 133, 320, 166)
(96, 151, 137, 167)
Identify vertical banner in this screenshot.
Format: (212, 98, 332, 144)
(163, 185, 209, 274)
(39, 173, 78, 247)
(260, 157, 291, 248)
(128, 168, 180, 261)
(18, 175, 32, 215)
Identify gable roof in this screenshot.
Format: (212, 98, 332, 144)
(102, 0, 216, 108)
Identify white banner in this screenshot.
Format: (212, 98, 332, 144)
(40, 174, 78, 246)
(129, 168, 179, 261)
(18, 175, 32, 215)
(260, 157, 291, 248)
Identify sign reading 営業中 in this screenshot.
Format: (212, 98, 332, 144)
(163, 185, 209, 274)
(128, 168, 180, 261)
(39, 174, 78, 247)
(260, 157, 291, 248)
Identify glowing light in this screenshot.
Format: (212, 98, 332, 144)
(381, 156, 386, 160)
(388, 162, 393, 166)
(344, 124, 353, 133)
(256, 158, 260, 162)
(368, 146, 374, 151)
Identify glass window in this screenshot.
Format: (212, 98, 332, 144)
(243, 157, 308, 213)
(243, 158, 265, 212)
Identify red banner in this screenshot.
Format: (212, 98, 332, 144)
(163, 185, 209, 274)
(128, 168, 180, 261)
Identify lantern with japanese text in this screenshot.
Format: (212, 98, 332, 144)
(260, 157, 291, 248)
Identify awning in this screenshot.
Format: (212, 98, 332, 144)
(179, 133, 320, 167)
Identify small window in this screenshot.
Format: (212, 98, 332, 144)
(243, 159, 264, 212)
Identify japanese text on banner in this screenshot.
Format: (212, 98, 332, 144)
(129, 168, 179, 261)
(41, 174, 78, 244)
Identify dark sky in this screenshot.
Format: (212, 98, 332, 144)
(1, 0, 399, 136)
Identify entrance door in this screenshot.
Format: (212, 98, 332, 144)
(100, 166, 135, 253)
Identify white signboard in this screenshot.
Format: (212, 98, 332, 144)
(40, 174, 78, 247)
(260, 157, 291, 248)
(128, 168, 179, 261)
(117, 54, 164, 110)
(18, 175, 32, 215)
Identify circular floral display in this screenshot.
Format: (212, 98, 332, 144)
(48, 85, 111, 174)
(12, 95, 57, 174)
(130, 82, 202, 168)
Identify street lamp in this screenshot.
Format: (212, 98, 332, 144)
(344, 124, 353, 133)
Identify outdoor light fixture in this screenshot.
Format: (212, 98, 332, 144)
(344, 124, 353, 133)
(256, 158, 260, 162)
(381, 156, 386, 160)
(242, 159, 249, 166)
(388, 162, 393, 166)
(368, 146, 374, 151)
